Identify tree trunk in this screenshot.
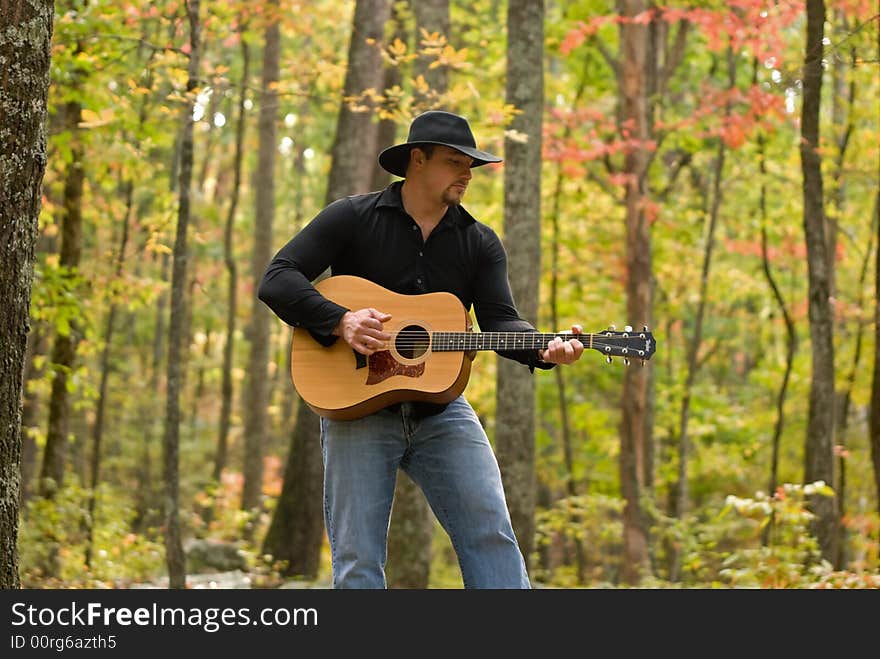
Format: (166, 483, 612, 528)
(872, 18, 880, 552)
(0, 0, 54, 590)
(133, 251, 169, 533)
(133, 215, 172, 531)
(215, 32, 249, 483)
(616, 0, 652, 585)
(325, 0, 390, 202)
(754, 79, 798, 547)
(547, 67, 590, 583)
(832, 197, 874, 567)
(495, 0, 544, 573)
(163, 0, 201, 589)
(384, 0, 447, 590)
(261, 398, 324, 579)
(242, 4, 281, 514)
(20, 326, 48, 507)
(371, 1, 406, 190)
(261, 0, 390, 581)
(84, 180, 135, 568)
(829, 13, 857, 570)
(669, 48, 734, 580)
(800, 0, 837, 563)
(386, 471, 435, 588)
(870, 158, 880, 551)
(411, 0, 450, 108)
(39, 97, 84, 499)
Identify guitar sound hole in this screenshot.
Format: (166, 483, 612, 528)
(395, 324, 430, 359)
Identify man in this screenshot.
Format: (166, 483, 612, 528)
(259, 110, 584, 588)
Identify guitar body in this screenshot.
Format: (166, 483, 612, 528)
(291, 276, 657, 421)
(290, 276, 474, 420)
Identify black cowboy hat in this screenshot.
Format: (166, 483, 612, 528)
(378, 110, 502, 178)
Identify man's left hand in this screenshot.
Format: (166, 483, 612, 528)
(539, 325, 585, 365)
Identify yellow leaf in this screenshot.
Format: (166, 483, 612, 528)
(78, 108, 114, 129)
(413, 75, 429, 94)
(388, 38, 408, 58)
(147, 241, 173, 255)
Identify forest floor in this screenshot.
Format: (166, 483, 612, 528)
(131, 571, 331, 589)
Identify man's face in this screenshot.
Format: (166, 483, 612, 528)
(415, 145, 474, 206)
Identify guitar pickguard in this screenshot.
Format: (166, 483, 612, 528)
(365, 350, 425, 384)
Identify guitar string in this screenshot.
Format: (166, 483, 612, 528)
(368, 340, 652, 353)
(381, 344, 649, 352)
(374, 331, 650, 339)
(380, 331, 649, 335)
(347, 331, 652, 354)
(336, 328, 651, 355)
(378, 331, 650, 344)
(374, 333, 648, 341)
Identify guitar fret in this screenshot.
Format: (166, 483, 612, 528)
(433, 332, 574, 352)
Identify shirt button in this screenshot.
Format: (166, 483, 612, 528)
(418, 251, 423, 257)
(412, 225, 418, 231)
(416, 278, 422, 284)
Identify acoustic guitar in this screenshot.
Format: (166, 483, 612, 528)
(290, 275, 656, 420)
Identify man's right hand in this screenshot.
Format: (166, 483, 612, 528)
(333, 308, 392, 355)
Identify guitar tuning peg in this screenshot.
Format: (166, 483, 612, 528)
(623, 357, 630, 366)
(643, 325, 649, 332)
(624, 325, 633, 333)
(606, 355, 613, 364)
(608, 324, 616, 331)
(640, 359, 647, 366)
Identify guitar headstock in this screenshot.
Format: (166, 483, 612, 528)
(588, 325, 656, 365)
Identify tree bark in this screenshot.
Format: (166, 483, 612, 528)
(872, 13, 880, 552)
(242, 3, 281, 514)
(371, 1, 406, 190)
(870, 152, 880, 551)
(382, 0, 446, 590)
(163, 0, 201, 589)
(754, 64, 798, 546)
(325, 0, 390, 202)
(261, 0, 390, 582)
(546, 67, 590, 584)
(261, 397, 324, 579)
(411, 0, 450, 109)
(829, 14, 857, 569)
(84, 180, 135, 567)
(20, 326, 48, 507)
(38, 97, 84, 499)
(0, 0, 55, 590)
(670, 48, 734, 579)
(800, 0, 837, 563)
(495, 0, 544, 573)
(616, 0, 652, 585)
(386, 470, 435, 588)
(215, 31, 249, 483)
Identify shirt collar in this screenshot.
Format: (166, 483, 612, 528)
(377, 180, 476, 228)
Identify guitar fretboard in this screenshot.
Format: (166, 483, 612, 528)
(431, 332, 591, 352)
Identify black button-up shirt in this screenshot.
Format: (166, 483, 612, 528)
(258, 181, 552, 413)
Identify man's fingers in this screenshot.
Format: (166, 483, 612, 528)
(353, 336, 388, 355)
(369, 307, 392, 322)
(543, 333, 585, 364)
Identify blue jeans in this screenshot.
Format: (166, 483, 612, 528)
(319, 395, 530, 589)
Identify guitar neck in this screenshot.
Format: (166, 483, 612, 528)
(431, 332, 592, 353)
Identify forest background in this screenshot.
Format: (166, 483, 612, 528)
(1, 0, 878, 590)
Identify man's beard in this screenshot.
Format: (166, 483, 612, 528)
(442, 186, 466, 206)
